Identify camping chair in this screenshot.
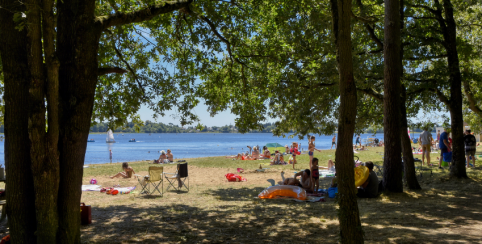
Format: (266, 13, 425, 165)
(164, 163, 189, 192)
(135, 166, 163, 196)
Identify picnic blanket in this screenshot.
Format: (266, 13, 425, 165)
(81, 185, 136, 192)
(257, 196, 325, 202)
(82, 185, 101, 191)
(319, 170, 335, 178)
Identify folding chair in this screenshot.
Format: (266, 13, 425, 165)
(135, 166, 163, 196)
(164, 163, 189, 192)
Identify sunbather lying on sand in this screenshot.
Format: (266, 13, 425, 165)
(278, 170, 313, 193)
(226, 153, 243, 160)
(318, 159, 335, 172)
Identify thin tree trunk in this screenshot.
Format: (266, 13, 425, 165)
(0, 0, 38, 242)
(383, 0, 403, 192)
(401, 87, 421, 189)
(56, 0, 102, 242)
(442, 0, 467, 178)
(25, 0, 60, 242)
(398, 0, 420, 190)
(331, 0, 364, 242)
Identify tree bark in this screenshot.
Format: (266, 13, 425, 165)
(25, 0, 61, 242)
(56, 0, 102, 242)
(331, 0, 364, 242)
(383, 0, 403, 192)
(399, 0, 421, 190)
(442, 0, 467, 178)
(0, 0, 38, 242)
(401, 86, 421, 189)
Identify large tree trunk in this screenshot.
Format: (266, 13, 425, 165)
(56, 0, 101, 242)
(401, 87, 421, 189)
(0, 0, 38, 243)
(383, 0, 403, 192)
(331, 0, 364, 242)
(443, 0, 467, 178)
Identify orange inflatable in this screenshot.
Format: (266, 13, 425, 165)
(258, 185, 307, 200)
(354, 165, 370, 187)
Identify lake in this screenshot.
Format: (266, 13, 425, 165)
(0, 132, 435, 165)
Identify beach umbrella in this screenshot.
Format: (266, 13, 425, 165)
(265, 143, 284, 150)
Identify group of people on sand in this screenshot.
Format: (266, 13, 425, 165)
(278, 159, 378, 198)
(154, 149, 174, 164)
(226, 146, 271, 160)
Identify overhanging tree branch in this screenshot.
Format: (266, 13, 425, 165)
(430, 87, 451, 107)
(184, 6, 247, 67)
(97, 67, 128, 76)
(97, 0, 193, 29)
(463, 79, 482, 117)
(357, 87, 383, 102)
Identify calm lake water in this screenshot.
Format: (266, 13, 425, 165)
(0, 132, 436, 165)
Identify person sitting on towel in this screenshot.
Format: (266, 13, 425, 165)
(110, 162, 135, 179)
(356, 161, 378, 198)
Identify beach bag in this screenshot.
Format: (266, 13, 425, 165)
(328, 187, 338, 198)
(80, 203, 92, 225)
(89, 178, 97, 184)
(443, 152, 452, 163)
(225, 173, 247, 182)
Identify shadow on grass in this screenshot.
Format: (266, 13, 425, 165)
(78, 180, 482, 243)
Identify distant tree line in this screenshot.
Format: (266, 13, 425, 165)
(87, 121, 281, 133)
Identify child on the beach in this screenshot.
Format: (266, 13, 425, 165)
(308, 135, 322, 169)
(110, 162, 135, 179)
(311, 158, 320, 193)
(290, 142, 301, 169)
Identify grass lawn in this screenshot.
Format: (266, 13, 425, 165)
(3, 145, 482, 243)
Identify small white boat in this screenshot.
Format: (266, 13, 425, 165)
(106, 129, 116, 143)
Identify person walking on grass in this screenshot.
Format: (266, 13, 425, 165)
(331, 135, 337, 149)
(464, 129, 477, 168)
(420, 126, 433, 166)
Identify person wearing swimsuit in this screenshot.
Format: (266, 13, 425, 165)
(110, 162, 135, 179)
(311, 158, 320, 192)
(308, 136, 322, 169)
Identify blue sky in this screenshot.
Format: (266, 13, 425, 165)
(138, 103, 240, 127)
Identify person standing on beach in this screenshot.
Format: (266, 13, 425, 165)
(331, 135, 337, 149)
(308, 136, 322, 168)
(109, 149, 113, 163)
(420, 127, 433, 166)
(464, 130, 477, 168)
(438, 128, 451, 169)
(355, 135, 361, 148)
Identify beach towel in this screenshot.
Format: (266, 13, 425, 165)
(225, 173, 247, 182)
(82, 185, 101, 191)
(257, 196, 325, 202)
(319, 170, 335, 178)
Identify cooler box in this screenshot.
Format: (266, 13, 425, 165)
(80, 203, 92, 225)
